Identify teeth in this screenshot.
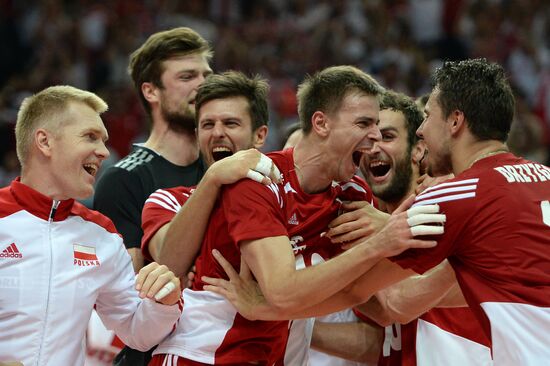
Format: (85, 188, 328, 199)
(356, 148, 371, 153)
(369, 161, 388, 168)
(83, 163, 98, 176)
(213, 147, 231, 153)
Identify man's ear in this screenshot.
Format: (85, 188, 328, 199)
(141, 82, 159, 104)
(252, 125, 268, 149)
(311, 111, 330, 137)
(412, 139, 427, 165)
(35, 128, 54, 157)
(449, 110, 466, 136)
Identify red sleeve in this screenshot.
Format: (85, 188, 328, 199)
(140, 187, 192, 261)
(389, 178, 475, 274)
(222, 180, 288, 245)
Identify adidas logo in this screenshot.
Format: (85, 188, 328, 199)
(0, 243, 22, 259)
(288, 213, 299, 225)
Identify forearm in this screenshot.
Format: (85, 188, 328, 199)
(377, 260, 456, 324)
(435, 281, 467, 307)
(311, 320, 382, 363)
(248, 258, 413, 321)
(355, 295, 394, 327)
(158, 171, 221, 277)
(246, 239, 385, 316)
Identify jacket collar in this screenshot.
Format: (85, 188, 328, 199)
(10, 178, 75, 221)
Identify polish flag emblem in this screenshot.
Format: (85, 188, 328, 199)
(73, 244, 100, 266)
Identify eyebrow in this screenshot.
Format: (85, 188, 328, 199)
(84, 128, 108, 142)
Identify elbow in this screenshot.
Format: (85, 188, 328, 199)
(385, 301, 419, 325)
(392, 312, 419, 325)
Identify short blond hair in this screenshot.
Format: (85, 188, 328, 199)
(15, 85, 108, 166)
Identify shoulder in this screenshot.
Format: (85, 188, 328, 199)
(0, 186, 22, 218)
(144, 186, 193, 213)
(71, 201, 120, 236)
(96, 147, 159, 186)
(267, 150, 294, 176)
(224, 179, 283, 207)
(336, 175, 374, 202)
(112, 146, 158, 173)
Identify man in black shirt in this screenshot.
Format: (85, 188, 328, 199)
(94, 27, 212, 272)
(93, 27, 213, 366)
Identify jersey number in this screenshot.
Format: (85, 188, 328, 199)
(542, 201, 550, 227)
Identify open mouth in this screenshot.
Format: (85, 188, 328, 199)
(352, 151, 363, 167)
(369, 160, 391, 178)
(83, 163, 98, 177)
(212, 146, 234, 161)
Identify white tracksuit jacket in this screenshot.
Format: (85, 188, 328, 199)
(0, 179, 182, 366)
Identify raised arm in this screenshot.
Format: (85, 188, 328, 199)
(148, 150, 279, 277)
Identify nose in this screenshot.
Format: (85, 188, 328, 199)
(368, 141, 381, 155)
(96, 141, 110, 161)
(368, 125, 382, 145)
(416, 121, 425, 138)
(212, 122, 226, 138)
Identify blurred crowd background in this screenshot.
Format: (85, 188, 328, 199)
(1, 0, 549, 187)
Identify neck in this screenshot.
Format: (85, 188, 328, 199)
(144, 118, 199, 166)
(453, 140, 508, 175)
(20, 165, 67, 201)
(292, 138, 333, 194)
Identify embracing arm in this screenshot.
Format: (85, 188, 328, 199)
(149, 150, 278, 277)
(151, 168, 225, 277)
(204, 243, 422, 320)
(357, 259, 465, 325)
(203, 198, 445, 319)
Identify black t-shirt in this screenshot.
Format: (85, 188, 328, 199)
(93, 144, 207, 250)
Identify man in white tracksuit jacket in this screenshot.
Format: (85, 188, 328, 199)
(0, 85, 183, 366)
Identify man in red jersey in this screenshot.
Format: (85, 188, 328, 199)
(312, 90, 492, 366)
(208, 59, 550, 366)
(159, 65, 444, 365)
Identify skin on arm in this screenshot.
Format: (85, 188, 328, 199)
(238, 201, 438, 317)
(128, 248, 145, 273)
(311, 320, 383, 363)
(149, 149, 279, 277)
(204, 251, 418, 320)
(357, 259, 465, 325)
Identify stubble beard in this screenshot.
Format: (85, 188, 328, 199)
(427, 147, 453, 177)
(161, 102, 196, 135)
(371, 151, 413, 204)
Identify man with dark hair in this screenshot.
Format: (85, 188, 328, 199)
(308, 90, 429, 366)
(208, 59, 550, 365)
(315, 90, 491, 366)
(92, 26, 212, 366)
(142, 71, 278, 278)
(156, 65, 443, 365)
(94, 27, 213, 273)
